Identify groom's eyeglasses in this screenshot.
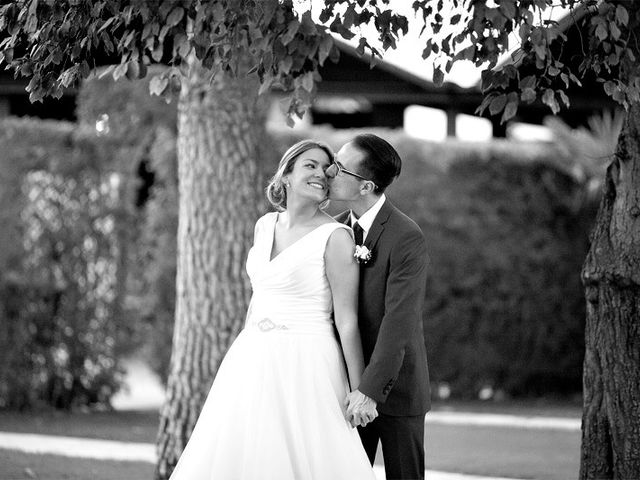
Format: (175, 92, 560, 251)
(327, 161, 372, 183)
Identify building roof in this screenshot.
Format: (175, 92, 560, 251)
(316, 39, 481, 115)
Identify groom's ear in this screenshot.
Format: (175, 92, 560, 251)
(360, 181, 375, 195)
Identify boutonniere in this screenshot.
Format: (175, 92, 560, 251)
(354, 245, 373, 264)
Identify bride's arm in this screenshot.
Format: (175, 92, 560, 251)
(325, 228, 365, 391)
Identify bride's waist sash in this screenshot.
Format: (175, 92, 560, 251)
(246, 316, 335, 336)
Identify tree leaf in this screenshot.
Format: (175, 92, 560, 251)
(319, 7, 332, 24)
(519, 75, 536, 90)
(521, 87, 536, 103)
(609, 21, 621, 41)
(98, 17, 116, 34)
(279, 55, 293, 74)
(595, 22, 608, 41)
(25, 0, 38, 34)
(166, 7, 184, 28)
(557, 89, 570, 108)
(149, 75, 169, 96)
(301, 71, 314, 92)
(151, 43, 164, 62)
(433, 66, 444, 86)
(318, 35, 333, 65)
(519, 23, 531, 44)
(113, 62, 128, 80)
(258, 75, 273, 96)
(343, 5, 356, 30)
(501, 97, 518, 123)
(615, 5, 629, 26)
(500, 0, 516, 20)
(603, 80, 616, 96)
(126, 60, 140, 79)
(98, 65, 115, 78)
(475, 94, 493, 116)
(560, 73, 569, 88)
(422, 40, 432, 59)
(569, 72, 582, 87)
(489, 93, 507, 115)
(281, 19, 300, 45)
(542, 89, 559, 114)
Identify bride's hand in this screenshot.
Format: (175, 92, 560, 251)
(345, 390, 378, 428)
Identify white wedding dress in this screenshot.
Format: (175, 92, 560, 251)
(169, 212, 376, 480)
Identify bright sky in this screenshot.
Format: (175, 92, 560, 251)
(292, 0, 568, 142)
(331, 0, 570, 87)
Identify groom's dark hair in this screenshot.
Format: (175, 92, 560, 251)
(352, 134, 401, 194)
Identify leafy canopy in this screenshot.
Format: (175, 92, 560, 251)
(1, 0, 638, 123)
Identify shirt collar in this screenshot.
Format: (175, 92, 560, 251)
(351, 194, 386, 234)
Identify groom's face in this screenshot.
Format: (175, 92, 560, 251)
(327, 142, 367, 202)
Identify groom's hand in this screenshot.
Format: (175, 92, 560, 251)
(345, 390, 378, 428)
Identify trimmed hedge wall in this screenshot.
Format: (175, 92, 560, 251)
(1, 100, 595, 406)
(0, 118, 134, 409)
(272, 128, 593, 399)
(142, 122, 593, 398)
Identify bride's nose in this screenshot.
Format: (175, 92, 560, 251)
(325, 164, 336, 179)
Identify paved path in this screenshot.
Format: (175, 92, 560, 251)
(11, 361, 578, 479)
(110, 360, 581, 433)
(0, 430, 517, 480)
(427, 411, 580, 431)
(0, 406, 580, 480)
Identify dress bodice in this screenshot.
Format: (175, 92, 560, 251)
(245, 212, 352, 331)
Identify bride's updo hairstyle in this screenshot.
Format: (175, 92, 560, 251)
(266, 139, 334, 211)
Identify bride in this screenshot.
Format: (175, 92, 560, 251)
(168, 140, 377, 479)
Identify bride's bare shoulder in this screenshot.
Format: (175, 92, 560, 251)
(316, 212, 343, 226)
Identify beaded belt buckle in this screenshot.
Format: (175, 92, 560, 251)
(257, 318, 288, 332)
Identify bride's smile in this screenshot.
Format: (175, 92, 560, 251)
(283, 147, 331, 204)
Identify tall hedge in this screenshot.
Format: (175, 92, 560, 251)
(140, 123, 596, 399)
(0, 69, 178, 409)
(390, 140, 593, 397)
(321, 130, 593, 398)
(76, 70, 178, 386)
(1, 79, 598, 402)
(0, 118, 135, 409)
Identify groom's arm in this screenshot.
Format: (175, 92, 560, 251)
(358, 228, 428, 404)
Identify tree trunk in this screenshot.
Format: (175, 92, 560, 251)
(155, 54, 267, 479)
(580, 101, 640, 478)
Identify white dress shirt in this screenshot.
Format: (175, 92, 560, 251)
(350, 194, 386, 242)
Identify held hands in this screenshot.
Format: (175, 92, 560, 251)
(344, 389, 378, 428)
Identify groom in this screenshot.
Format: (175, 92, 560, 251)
(327, 134, 430, 480)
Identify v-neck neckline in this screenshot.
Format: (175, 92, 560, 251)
(268, 213, 330, 263)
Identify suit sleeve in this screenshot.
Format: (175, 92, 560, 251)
(358, 229, 428, 404)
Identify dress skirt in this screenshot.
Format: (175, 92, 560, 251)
(169, 323, 377, 480)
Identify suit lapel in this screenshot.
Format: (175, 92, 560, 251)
(364, 200, 393, 251)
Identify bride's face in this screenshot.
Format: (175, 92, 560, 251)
(283, 148, 331, 205)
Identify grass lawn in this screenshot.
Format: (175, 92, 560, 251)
(426, 399, 582, 479)
(0, 448, 153, 480)
(0, 399, 582, 443)
(0, 402, 582, 480)
(425, 423, 580, 480)
(0, 410, 157, 480)
(0, 410, 158, 443)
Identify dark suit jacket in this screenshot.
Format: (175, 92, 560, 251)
(338, 200, 430, 416)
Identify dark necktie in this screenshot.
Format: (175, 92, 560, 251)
(353, 222, 364, 246)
